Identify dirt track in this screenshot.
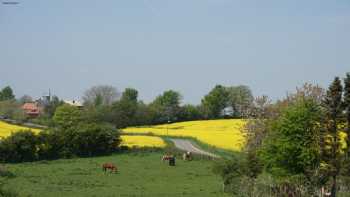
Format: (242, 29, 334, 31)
(170, 139, 219, 158)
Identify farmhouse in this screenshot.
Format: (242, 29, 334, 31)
(22, 102, 42, 118)
(63, 100, 83, 108)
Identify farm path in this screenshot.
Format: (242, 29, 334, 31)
(170, 139, 220, 158)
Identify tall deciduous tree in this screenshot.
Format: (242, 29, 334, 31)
(150, 90, 182, 123)
(121, 88, 138, 102)
(53, 104, 82, 129)
(111, 88, 139, 128)
(201, 85, 229, 119)
(0, 86, 15, 101)
(260, 98, 322, 177)
(226, 85, 253, 118)
(82, 85, 120, 107)
(178, 104, 202, 121)
(322, 77, 344, 197)
(19, 95, 33, 104)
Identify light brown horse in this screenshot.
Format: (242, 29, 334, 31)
(102, 162, 117, 173)
(182, 151, 192, 161)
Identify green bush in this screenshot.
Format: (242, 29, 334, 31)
(38, 123, 121, 158)
(37, 128, 67, 159)
(70, 123, 121, 156)
(0, 123, 121, 162)
(0, 130, 39, 163)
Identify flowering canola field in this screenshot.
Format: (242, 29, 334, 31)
(0, 121, 41, 138)
(121, 135, 166, 148)
(123, 119, 246, 151)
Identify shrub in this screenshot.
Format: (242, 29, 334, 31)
(38, 123, 121, 158)
(37, 128, 67, 159)
(71, 123, 121, 156)
(0, 130, 39, 162)
(0, 124, 121, 162)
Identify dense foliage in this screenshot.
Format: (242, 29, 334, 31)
(0, 124, 121, 163)
(0, 130, 39, 162)
(0, 86, 15, 102)
(0, 103, 121, 163)
(216, 75, 350, 196)
(260, 98, 322, 177)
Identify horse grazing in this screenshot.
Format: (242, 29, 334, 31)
(161, 154, 173, 162)
(102, 162, 117, 173)
(182, 151, 192, 161)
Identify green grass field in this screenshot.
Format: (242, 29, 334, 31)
(1, 151, 228, 197)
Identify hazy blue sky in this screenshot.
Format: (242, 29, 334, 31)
(0, 0, 349, 104)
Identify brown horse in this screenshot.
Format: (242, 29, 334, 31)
(102, 162, 117, 173)
(161, 154, 173, 162)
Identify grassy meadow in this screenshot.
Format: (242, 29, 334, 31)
(1, 152, 228, 197)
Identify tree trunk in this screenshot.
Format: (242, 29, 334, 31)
(331, 175, 336, 197)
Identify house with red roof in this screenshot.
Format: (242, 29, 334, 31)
(22, 102, 42, 118)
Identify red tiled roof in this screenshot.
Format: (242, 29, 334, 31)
(22, 103, 39, 111)
(22, 103, 42, 117)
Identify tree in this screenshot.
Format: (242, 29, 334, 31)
(82, 85, 120, 107)
(150, 90, 182, 123)
(226, 85, 253, 118)
(201, 85, 229, 119)
(344, 73, 350, 155)
(243, 96, 272, 179)
(133, 101, 156, 126)
(0, 100, 25, 121)
(0, 86, 15, 101)
(111, 88, 139, 128)
(178, 104, 202, 121)
(260, 98, 322, 177)
(121, 88, 138, 102)
(322, 77, 344, 197)
(53, 104, 82, 129)
(18, 95, 33, 104)
(44, 96, 64, 118)
(288, 83, 325, 105)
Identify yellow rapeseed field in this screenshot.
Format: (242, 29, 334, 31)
(123, 119, 246, 151)
(0, 121, 41, 138)
(121, 135, 166, 148)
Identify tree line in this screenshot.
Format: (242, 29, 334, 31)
(0, 84, 253, 163)
(77, 84, 253, 128)
(215, 73, 350, 196)
(0, 84, 254, 128)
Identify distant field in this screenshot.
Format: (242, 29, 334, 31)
(1, 152, 228, 197)
(0, 119, 246, 151)
(123, 119, 246, 151)
(0, 121, 41, 138)
(121, 135, 166, 148)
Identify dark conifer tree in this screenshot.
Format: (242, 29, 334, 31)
(323, 77, 344, 197)
(344, 73, 350, 155)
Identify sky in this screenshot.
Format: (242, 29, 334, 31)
(0, 0, 349, 104)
